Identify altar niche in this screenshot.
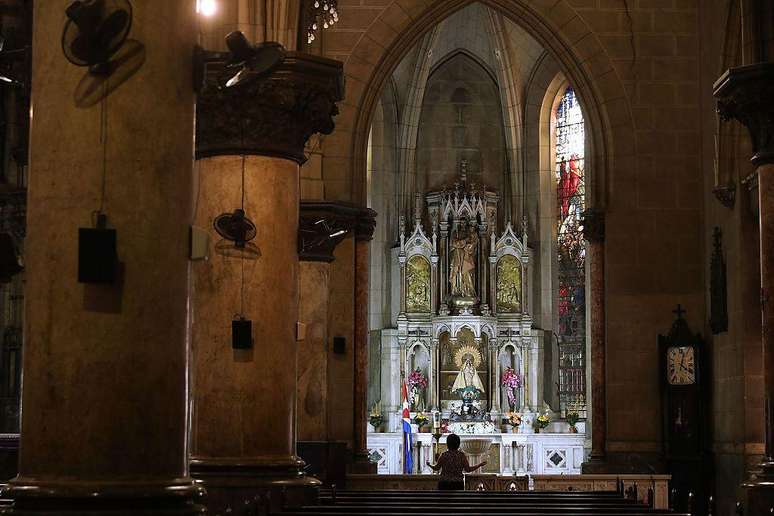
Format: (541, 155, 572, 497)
(391, 165, 544, 432)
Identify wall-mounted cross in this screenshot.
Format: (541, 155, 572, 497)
(672, 304, 686, 320)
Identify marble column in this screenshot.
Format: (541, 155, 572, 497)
(297, 202, 354, 442)
(715, 62, 774, 513)
(4, 2, 201, 514)
(581, 209, 606, 472)
(190, 49, 343, 513)
(351, 209, 377, 473)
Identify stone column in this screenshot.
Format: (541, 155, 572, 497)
(5, 2, 200, 514)
(581, 209, 606, 472)
(190, 50, 343, 513)
(715, 62, 774, 512)
(489, 255, 497, 314)
(492, 343, 501, 414)
(351, 209, 377, 473)
(297, 202, 353, 443)
(439, 223, 448, 313)
(430, 339, 440, 410)
(431, 256, 439, 314)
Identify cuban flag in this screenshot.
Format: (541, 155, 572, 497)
(402, 381, 414, 474)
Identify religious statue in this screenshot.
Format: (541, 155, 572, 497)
(452, 357, 486, 395)
(452, 344, 486, 403)
(450, 225, 478, 298)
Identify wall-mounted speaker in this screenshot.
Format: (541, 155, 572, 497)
(78, 224, 117, 284)
(232, 317, 252, 349)
(333, 336, 345, 354)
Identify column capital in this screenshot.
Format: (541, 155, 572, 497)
(298, 201, 357, 262)
(355, 207, 377, 242)
(196, 50, 344, 164)
(581, 209, 605, 243)
(714, 62, 774, 167)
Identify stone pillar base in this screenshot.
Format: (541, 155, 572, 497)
(739, 461, 774, 515)
(581, 458, 610, 474)
(348, 452, 377, 474)
(1, 479, 204, 515)
(190, 458, 321, 514)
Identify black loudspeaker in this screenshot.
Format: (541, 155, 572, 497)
(232, 317, 252, 349)
(0, 233, 22, 283)
(333, 336, 345, 354)
(78, 225, 117, 284)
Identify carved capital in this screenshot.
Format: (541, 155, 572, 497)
(196, 51, 344, 164)
(581, 209, 605, 243)
(712, 183, 736, 209)
(714, 63, 774, 167)
(298, 201, 378, 261)
(355, 208, 377, 242)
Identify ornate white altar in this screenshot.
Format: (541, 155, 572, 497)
(367, 166, 587, 475)
(367, 430, 586, 476)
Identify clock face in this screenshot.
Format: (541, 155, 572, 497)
(667, 346, 696, 385)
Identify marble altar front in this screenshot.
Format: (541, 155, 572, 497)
(367, 427, 587, 476)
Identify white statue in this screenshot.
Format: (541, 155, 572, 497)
(452, 357, 486, 394)
(450, 225, 478, 298)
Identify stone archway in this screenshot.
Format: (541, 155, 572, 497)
(319, 0, 632, 209)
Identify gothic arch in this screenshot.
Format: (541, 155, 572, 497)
(338, 0, 627, 209)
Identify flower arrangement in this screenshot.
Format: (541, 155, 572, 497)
(566, 411, 579, 433)
(535, 413, 551, 430)
(369, 402, 384, 429)
(501, 367, 521, 410)
(413, 412, 429, 427)
(407, 368, 428, 389)
(506, 412, 522, 427)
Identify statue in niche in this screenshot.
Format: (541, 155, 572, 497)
(406, 256, 431, 312)
(451, 344, 485, 421)
(452, 344, 485, 397)
(450, 225, 478, 298)
(496, 255, 522, 312)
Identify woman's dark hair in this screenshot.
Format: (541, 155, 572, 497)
(446, 433, 461, 450)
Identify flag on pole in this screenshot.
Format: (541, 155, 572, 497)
(402, 381, 414, 474)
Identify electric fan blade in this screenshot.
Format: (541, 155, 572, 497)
(95, 8, 130, 49)
(0, 74, 21, 87)
(225, 31, 253, 63)
(225, 66, 247, 88)
(66, 0, 105, 34)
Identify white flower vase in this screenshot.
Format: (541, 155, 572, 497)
(519, 409, 535, 434)
(368, 423, 376, 433)
(410, 423, 419, 433)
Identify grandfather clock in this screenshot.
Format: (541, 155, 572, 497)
(659, 305, 710, 511)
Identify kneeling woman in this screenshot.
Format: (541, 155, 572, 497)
(426, 433, 487, 490)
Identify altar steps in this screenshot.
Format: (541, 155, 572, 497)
(273, 489, 691, 516)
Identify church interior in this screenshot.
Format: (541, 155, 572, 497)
(0, 0, 772, 514)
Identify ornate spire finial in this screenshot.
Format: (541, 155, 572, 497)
(460, 159, 468, 185)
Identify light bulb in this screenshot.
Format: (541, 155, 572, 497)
(323, 3, 329, 10)
(314, 1, 319, 7)
(323, 21, 328, 28)
(197, 0, 217, 16)
(310, 34, 315, 41)
(313, 22, 317, 30)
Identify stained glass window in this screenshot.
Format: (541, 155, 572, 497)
(554, 86, 586, 415)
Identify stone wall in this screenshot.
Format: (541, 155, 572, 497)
(304, 0, 705, 468)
